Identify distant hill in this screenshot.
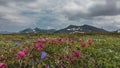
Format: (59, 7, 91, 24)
(1, 24, 110, 34)
(19, 28, 56, 33)
(55, 24, 108, 33)
(113, 29, 120, 33)
(0, 31, 12, 34)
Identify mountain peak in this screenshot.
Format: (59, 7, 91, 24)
(67, 25, 78, 29)
(82, 24, 90, 27)
(68, 25, 77, 27)
(19, 27, 56, 33)
(55, 24, 108, 33)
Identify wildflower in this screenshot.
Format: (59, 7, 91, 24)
(78, 38, 82, 42)
(67, 56, 74, 61)
(0, 55, 4, 60)
(45, 64, 50, 68)
(37, 39, 43, 43)
(88, 39, 93, 45)
(51, 38, 56, 44)
(60, 54, 66, 59)
(34, 43, 40, 48)
(59, 62, 65, 67)
(15, 42, 19, 47)
(22, 49, 28, 55)
(35, 39, 46, 43)
(40, 51, 47, 60)
(36, 47, 41, 52)
(73, 51, 80, 58)
(34, 43, 44, 49)
(58, 38, 64, 42)
(0, 62, 6, 68)
(16, 49, 28, 59)
(16, 51, 26, 59)
(34, 42, 44, 52)
(70, 40, 74, 43)
(45, 38, 49, 42)
(81, 43, 86, 48)
(41, 39, 47, 43)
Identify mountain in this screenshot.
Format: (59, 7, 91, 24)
(19, 28, 56, 33)
(114, 29, 120, 33)
(0, 31, 12, 34)
(34, 27, 56, 33)
(55, 24, 108, 33)
(20, 28, 35, 33)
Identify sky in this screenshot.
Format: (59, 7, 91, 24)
(0, 0, 120, 32)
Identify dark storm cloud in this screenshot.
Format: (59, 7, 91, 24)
(65, 0, 120, 20)
(89, 0, 120, 17)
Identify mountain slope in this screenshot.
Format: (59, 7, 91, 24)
(19, 28, 56, 33)
(114, 29, 120, 33)
(55, 25, 108, 33)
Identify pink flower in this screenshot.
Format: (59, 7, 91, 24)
(34, 43, 44, 48)
(16, 51, 25, 59)
(35, 39, 46, 43)
(73, 51, 80, 58)
(59, 62, 65, 67)
(0, 55, 4, 60)
(60, 54, 66, 59)
(70, 40, 74, 43)
(34, 43, 40, 48)
(36, 47, 41, 52)
(81, 43, 86, 48)
(67, 56, 74, 61)
(45, 64, 50, 68)
(45, 38, 49, 42)
(58, 38, 64, 42)
(51, 38, 56, 44)
(22, 49, 28, 55)
(34, 42, 44, 52)
(41, 39, 47, 43)
(88, 39, 93, 45)
(0, 62, 6, 68)
(78, 38, 82, 42)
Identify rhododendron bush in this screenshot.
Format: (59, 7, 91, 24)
(0, 33, 120, 68)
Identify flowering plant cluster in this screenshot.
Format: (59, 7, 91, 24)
(0, 35, 93, 68)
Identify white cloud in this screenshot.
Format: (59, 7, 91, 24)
(92, 15, 120, 31)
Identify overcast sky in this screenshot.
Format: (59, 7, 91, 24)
(0, 0, 120, 32)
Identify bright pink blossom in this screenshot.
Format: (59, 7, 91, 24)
(36, 47, 41, 52)
(88, 39, 93, 45)
(34, 42, 44, 52)
(0, 62, 6, 68)
(51, 38, 56, 44)
(34, 43, 44, 48)
(34, 43, 40, 48)
(22, 49, 28, 55)
(81, 43, 86, 48)
(73, 51, 80, 58)
(35, 39, 46, 43)
(58, 38, 64, 42)
(16, 49, 28, 59)
(16, 51, 25, 59)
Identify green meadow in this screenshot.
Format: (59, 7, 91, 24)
(0, 33, 120, 68)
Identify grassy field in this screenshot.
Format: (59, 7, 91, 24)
(0, 33, 120, 68)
